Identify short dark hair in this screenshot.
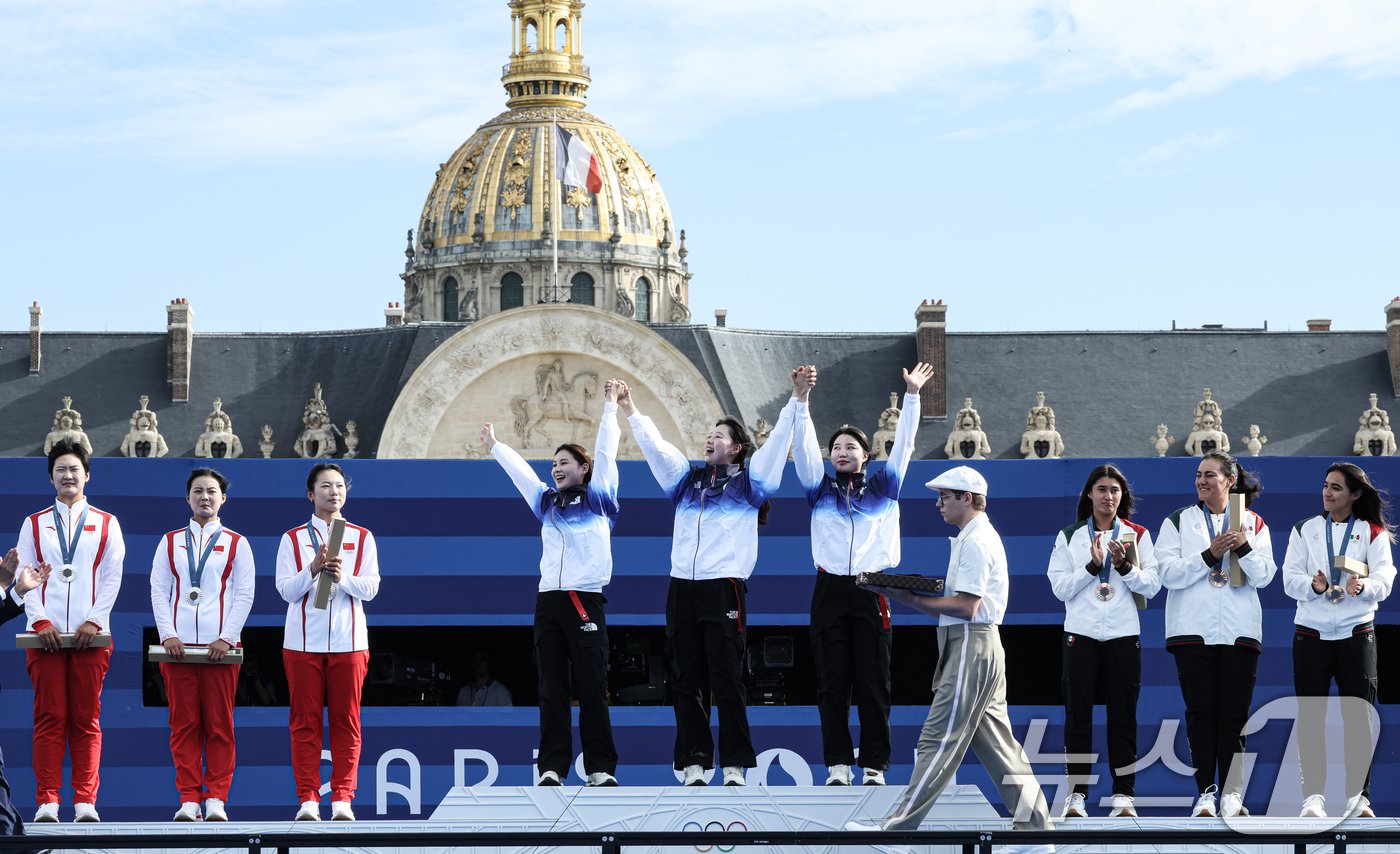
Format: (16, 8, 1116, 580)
(47, 439, 90, 476)
(827, 426, 872, 456)
(306, 462, 348, 493)
(187, 467, 229, 495)
(714, 417, 772, 526)
(554, 443, 593, 484)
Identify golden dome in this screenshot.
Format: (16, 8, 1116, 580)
(404, 0, 690, 325)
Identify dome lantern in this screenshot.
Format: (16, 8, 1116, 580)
(503, 0, 591, 109)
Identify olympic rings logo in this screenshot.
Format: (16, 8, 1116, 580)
(681, 819, 747, 852)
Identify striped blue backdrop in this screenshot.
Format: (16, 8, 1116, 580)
(0, 455, 1395, 821)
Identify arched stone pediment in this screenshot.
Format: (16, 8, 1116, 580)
(378, 304, 723, 459)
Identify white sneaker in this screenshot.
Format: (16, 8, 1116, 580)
(330, 800, 355, 821)
(1109, 794, 1137, 818)
(844, 819, 883, 831)
(537, 770, 562, 786)
(586, 771, 619, 787)
(721, 766, 746, 786)
(33, 802, 59, 823)
(825, 764, 852, 786)
(682, 764, 706, 786)
(1221, 791, 1248, 818)
(1191, 786, 1218, 818)
(204, 798, 227, 821)
(1061, 792, 1087, 818)
(73, 802, 100, 822)
(999, 846, 1056, 854)
(1300, 794, 1326, 818)
(294, 800, 320, 821)
(1345, 794, 1375, 818)
(862, 768, 886, 786)
(173, 801, 201, 822)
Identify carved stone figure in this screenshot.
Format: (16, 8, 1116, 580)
(195, 398, 243, 459)
(43, 396, 93, 455)
(1241, 424, 1268, 457)
(1354, 393, 1397, 456)
(344, 421, 360, 459)
(463, 287, 479, 322)
(1185, 412, 1230, 457)
(869, 393, 901, 462)
(1184, 389, 1230, 456)
(1148, 424, 1175, 458)
(119, 395, 169, 458)
(510, 359, 599, 448)
(1019, 391, 1064, 460)
(615, 288, 634, 317)
(259, 425, 276, 459)
(293, 383, 339, 459)
(749, 417, 771, 449)
(945, 398, 991, 461)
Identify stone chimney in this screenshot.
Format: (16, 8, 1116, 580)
(914, 299, 947, 418)
(385, 301, 405, 328)
(28, 301, 41, 374)
(714, 308, 727, 328)
(1387, 299, 1400, 398)
(166, 298, 193, 402)
(1307, 318, 1332, 332)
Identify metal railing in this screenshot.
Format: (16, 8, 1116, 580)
(11, 826, 1400, 854)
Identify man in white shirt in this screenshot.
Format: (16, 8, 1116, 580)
(847, 466, 1053, 854)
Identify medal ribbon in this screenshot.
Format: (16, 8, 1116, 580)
(1095, 518, 1122, 587)
(53, 505, 89, 569)
(1325, 514, 1358, 591)
(183, 525, 222, 595)
(1202, 503, 1231, 569)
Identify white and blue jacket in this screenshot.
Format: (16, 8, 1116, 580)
(792, 393, 920, 575)
(629, 398, 800, 581)
(492, 402, 621, 593)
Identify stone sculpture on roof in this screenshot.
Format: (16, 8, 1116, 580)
(259, 425, 276, 459)
(945, 398, 991, 461)
(1354, 393, 1397, 456)
(870, 393, 901, 462)
(43, 397, 93, 456)
(1020, 391, 1064, 460)
(1241, 424, 1268, 457)
(1184, 388, 1230, 456)
(1148, 424, 1175, 458)
(293, 383, 339, 459)
(344, 421, 360, 459)
(195, 398, 243, 459)
(119, 395, 169, 458)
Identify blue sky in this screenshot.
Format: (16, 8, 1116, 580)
(2, 0, 1398, 334)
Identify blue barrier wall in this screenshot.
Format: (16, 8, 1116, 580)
(0, 455, 1395, 820)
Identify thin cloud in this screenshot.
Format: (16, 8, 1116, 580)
(3, 0, 1398, 160)
(1138, 129, 1233, 164)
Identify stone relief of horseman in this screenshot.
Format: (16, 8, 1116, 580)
(510, 359, 600, 448)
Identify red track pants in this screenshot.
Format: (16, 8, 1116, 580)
(282, 649, 369, 803)
(26, 646, 111, 805)
(159, 660, 240, 802)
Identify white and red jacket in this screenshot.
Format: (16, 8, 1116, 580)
(1047, 518, 1161, 641)
(150, 520, 256, 646)
(1157, 502, 1277, 649)
(275, 516, 380, 652)
(17, 500, 125, 633)
(1283, 513, 1396, 640)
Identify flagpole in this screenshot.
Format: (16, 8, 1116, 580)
(552, 111, 560, 303)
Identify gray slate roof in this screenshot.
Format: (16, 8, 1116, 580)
(0, 320, 1388, 460)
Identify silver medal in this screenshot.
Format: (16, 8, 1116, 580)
(1325, 585, 1345, 604)
(1094, 582, 1115, 602)
(188, 587, 202, 604)
(59, 564, 74, 583)
(1208, 567, 1229, 588)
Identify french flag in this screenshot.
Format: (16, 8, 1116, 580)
(555, 125, 603, 193)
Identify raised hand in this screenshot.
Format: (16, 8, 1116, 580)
(615, 381, 636, 416)
(480, 422, 497, 449)
(904, 362, 935, 394)
(0, 548, 17, 587)
(604, 379, 620, 405)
